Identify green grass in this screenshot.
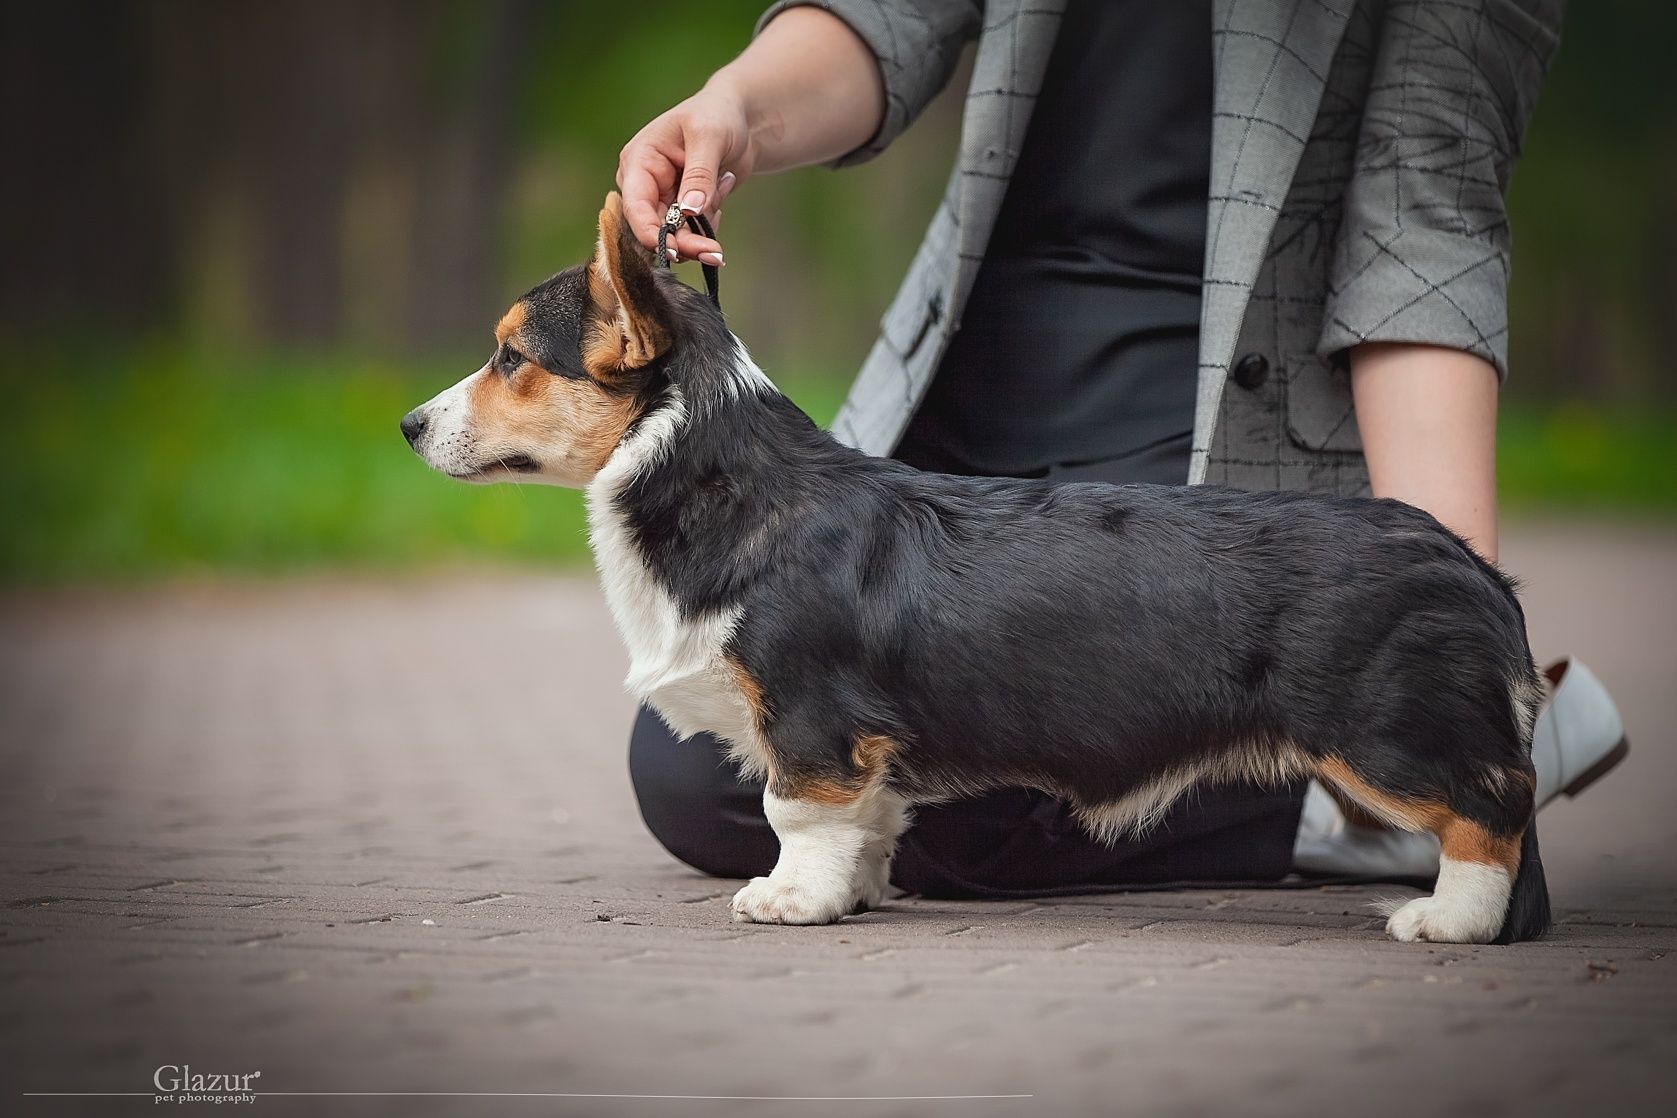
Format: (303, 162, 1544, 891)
(1496, 402, 1677, 514)
(0, 345, 846, 585)
(0, 345, 1669, 586)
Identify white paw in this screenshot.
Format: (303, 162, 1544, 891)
(731, 876, 852, 925)
(1385, 895, 1499, 944)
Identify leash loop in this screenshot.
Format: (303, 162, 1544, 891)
(655, 202, 721, 309)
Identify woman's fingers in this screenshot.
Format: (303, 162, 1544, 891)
(711, 171, 738, 225)
(618, 115, 683, 250)
(620, 155, 678, 253)
(619, 104, 747, 259)
(667, 230, 724, 264)
(674, 111, 739, 217)
(695, 177, 736, 265)
(664, 168, 738, 263)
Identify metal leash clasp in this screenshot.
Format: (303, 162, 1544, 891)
(655, 204, 685, 267)
(652, 201, 721, 308)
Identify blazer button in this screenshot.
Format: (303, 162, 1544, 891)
(1233, 352, 1270, 390)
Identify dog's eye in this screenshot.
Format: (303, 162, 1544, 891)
(499, 344, 526, 371)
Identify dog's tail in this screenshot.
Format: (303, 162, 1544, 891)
(1493, 822, 1551, 944)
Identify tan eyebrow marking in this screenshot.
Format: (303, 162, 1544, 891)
(494, 301, 528, 345)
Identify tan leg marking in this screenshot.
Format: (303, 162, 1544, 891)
(724, 657, 771, 732)
(1315, 757, 1518, 872)
(716, 657, 776, 783)
(1323, 780, 1391, 831)
(773, 734, 900, 807)
(1436, 816, 1520, 875)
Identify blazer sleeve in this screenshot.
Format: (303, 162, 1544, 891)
(1317, 0, 1565, 378)
(756, 0, 982, 167)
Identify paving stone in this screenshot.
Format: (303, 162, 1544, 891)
(1, 523, 1674, 1116)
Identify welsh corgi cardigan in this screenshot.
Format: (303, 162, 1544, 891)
(402, 192, 1550, 944)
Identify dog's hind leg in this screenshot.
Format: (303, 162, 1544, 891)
(1315, 757, 1535, 944)
(1384, 817, 1520, 943)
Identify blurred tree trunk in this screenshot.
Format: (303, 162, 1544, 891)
(0, 0, 527, 355)
(0, 2, 181, 337)
(403, 0, 530, 348)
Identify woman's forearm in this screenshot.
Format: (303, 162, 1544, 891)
(709, 8, 885, 174)
(1351, 342, 1501, 561)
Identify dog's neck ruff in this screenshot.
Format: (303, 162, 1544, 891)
(581, 344, 772, 762)
(586, 388, 735, 703)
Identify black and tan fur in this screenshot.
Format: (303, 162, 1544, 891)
(402, 193, 1551, 944)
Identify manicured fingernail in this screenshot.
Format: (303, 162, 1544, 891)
(665, 248, 680, 263)
(698, 252, 724, 267)
(680, 190, 706, 215)
(718, 171, 737, 199)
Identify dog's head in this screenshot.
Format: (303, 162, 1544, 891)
(401, 192, 680, 488)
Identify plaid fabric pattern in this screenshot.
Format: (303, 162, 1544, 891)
(758, 0, 1562, 496)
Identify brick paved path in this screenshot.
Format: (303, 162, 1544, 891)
(2, 523, 1674, 1117)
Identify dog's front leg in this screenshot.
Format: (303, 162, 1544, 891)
(732, 790, 890, 925)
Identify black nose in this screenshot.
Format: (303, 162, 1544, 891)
(400, 410, 427, 446)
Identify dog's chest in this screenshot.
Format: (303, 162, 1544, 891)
(586, 488, 766, 768)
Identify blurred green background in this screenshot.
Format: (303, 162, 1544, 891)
(1, 0, 1672, 585)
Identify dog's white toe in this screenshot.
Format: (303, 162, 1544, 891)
(731, 876, 851, 925)
(1385, 896, 1438, 942)
(1385, 894, 1499, 944)
(1384, 857, 1513, 943)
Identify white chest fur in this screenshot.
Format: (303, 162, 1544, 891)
(584, 393, 768, 776)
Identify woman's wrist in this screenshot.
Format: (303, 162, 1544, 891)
(709, 7, 883, 174)
(699, 72, 770, 173)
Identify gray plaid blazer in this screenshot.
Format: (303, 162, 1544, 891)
(759, 0, 1562, 495)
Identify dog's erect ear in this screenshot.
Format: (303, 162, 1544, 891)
(585, 192, 670, 374)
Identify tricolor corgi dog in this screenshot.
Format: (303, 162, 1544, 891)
(402, 192, 1550, 944)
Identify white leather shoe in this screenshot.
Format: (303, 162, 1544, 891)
(1531, 657, 1629, 806)
(1291, 781, 1440, 879)
(1292, 657, 1629, 879)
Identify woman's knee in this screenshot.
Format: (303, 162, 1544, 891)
(627, 705, 778, 880)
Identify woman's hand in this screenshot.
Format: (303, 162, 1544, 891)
(614, 7, 885, 267)
(617, 87, 750, 266)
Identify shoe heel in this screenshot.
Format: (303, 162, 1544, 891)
(1561, 736, 1631, 798)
